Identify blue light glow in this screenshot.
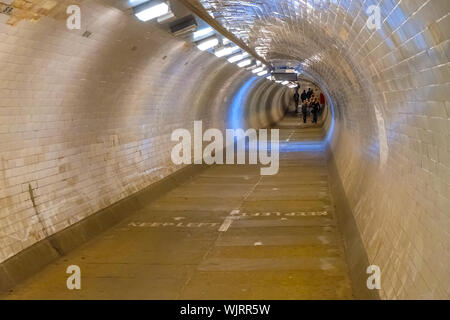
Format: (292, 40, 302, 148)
(229, 76, 259, 130)
(324, 90, 336, 145)
(228, 76, 336, 152)
(279, 141, 325, 152)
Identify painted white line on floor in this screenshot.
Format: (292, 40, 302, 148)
(230, 209, 240, 216)
(218, 217, 234, 232)
(218, 177, 263, 233)
(219, 209, 240, 232)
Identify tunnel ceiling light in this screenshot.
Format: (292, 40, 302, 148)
(281, 81, 289, 85)
(129, 0, 151, 6)
(222, 38, 232, 45)
(228, 53, 244, 63)
(197, 37, 219, 51)
(228, 46, 241, 55)
(215, 46, 240, 58)
(193, 27, 214, 40)
(134, 1, 170, 22)
(228, 52, 248, 63)
(237, 59, 252, 68)
(258, 70, 268, 77)
(157, 11, 175, 23)
(252, 66, 265, 74)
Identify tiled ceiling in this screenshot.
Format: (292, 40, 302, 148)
(195, 0, 346, 65)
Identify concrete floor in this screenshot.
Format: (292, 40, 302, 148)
(1, 114, 353, 300)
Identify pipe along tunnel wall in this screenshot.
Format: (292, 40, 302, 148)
(0, 0, 449, 299)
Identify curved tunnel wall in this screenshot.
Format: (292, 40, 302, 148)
(312, 3, 449, 300)
(318, 2, 448, 299)
(0, 1, 288, 265)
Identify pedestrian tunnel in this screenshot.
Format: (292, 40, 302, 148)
(0, 0, 448, 300)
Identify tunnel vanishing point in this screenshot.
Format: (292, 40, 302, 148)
(0, 0, 448, 300)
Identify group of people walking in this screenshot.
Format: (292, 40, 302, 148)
(293, 87, 325, 124)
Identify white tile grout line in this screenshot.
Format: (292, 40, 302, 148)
(218, 176, 263, 232)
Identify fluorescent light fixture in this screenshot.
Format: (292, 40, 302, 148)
(281, 81, 289, 85)
(237, 59, 252, 68)
(252, 66, 265, 74)
(193, 27, 213, 40)
(265, 75, 272, 80)
(197, 37, 219, 51)
(228, 46, 241, 54)
(258, 70, 268, 76)
(129, 0, 150, 6)
(222, 38, 232, 45)
(157, 11, 175, 23)
(135, 2, 170, 22)
(256, 61, 262, 66)
(214, 48, 229, 57)
(228, 54, 244, 63)
(228, 52, 248, 63)
(215, 46, 240, 57)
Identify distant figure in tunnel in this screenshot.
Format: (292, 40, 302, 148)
(293, 89, 300, 113)
(301, 90, 307, 103)
(306, 88, 313, 100)
(314, 97, 321, 115)
(311, 99, 319, 124)
(302, 100, 308, 123)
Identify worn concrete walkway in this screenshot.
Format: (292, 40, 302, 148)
(2, 114, 353, 300)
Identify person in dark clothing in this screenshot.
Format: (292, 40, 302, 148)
(314, 97, 320, 114)
(301, 90, 307, 103)
(306, 88, 313, 100)
(302, 100, 308, 123)
(293, 90, 300, 113)
(311, 100, 319, 124)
